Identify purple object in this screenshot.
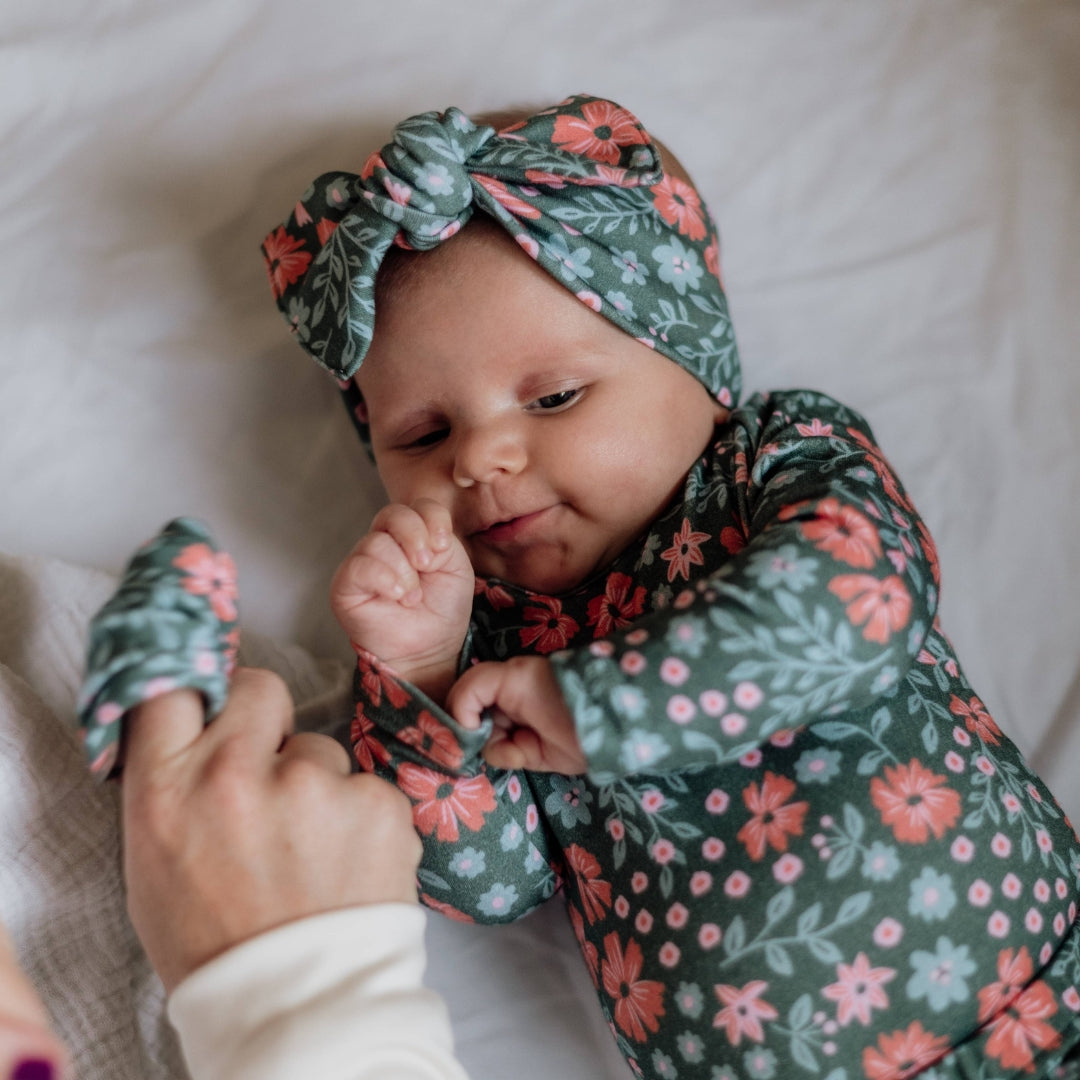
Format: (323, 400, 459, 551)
(11, 1060, 54, 1080)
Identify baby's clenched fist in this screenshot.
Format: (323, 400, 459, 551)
(331, 499, 474, 703)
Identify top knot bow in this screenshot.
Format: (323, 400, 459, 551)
(263, 94, 740, 410)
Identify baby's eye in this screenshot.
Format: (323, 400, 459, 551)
(404, 427, 449, 450)
(530, 388, 581, 411)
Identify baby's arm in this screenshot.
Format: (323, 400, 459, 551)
(455, 391, 941, 781)
(331, 500, 474, 703)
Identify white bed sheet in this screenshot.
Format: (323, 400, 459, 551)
(1, 2, 1078, 1078)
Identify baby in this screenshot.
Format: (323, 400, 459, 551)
(262, 95, 1080, 1079)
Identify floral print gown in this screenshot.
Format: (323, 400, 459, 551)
(352, 389, 1080, 1080)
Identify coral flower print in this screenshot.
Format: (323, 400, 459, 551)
(712, 981, 778, 1045)
(587, 572, 647, 637)
(551, 99, 647, 164)
(822, 953, 895, 1027)
(398, 764, 496, 842)
(977, 947, 1061, 1071)
(862, 1021, 950, 1080)
(397, 710, 464, 771)
(172, 543, 238, 621)
(351, 705, 391, 772)
(650, 174, 706, 241)
(565, 844, 612, 925)
(871, 760, 961, 844)
(737, 772, 809, 861)
(828, 574, 912, 644)
(474, 174, 542, 219)
(661, 518, 710, 583)
(520, 596, 580, 653)
(262, 226, 312, 300)
(788, 497, 883, 568)
(600, 932, 665, 1042)
(948, 694, 1002, 745)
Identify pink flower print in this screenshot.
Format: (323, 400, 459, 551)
(1003, 873, 1023, 900)
(702, 837, 726, 861)
(1055, 912, 1068, 936)
(651, 839, 677, 865)
(631, 871, 649, 894)
(724, 871, 751, 898)
(1026, 908, 1044, 933)
(1037, 829, 1054, 853)
(769, 728, 797, 748)
(699, 690, 727, 716)
(772, 854, 804, 883)
(822, 953, 895, 1027)
(661, 518, 709, 582)
(525, 804, 539, 832)
(1041, 943, 1053, 964)
(944, 751, 965, 773)
(608, 818, 625, 840)
(634, 909, 653, 934)
(172, 544, 239, 621)
(659, 657, 690, 685)
(507, 775, 522, 802)
(950, 836, 975, 863)
(1057, 878, 1069, 899)
(589, 640, 616, 658)
(1027, 782, 1044, 804)
(739, 748, 763, 767)
(733, 682, 764, 710)
(667, 695, 696, 724)
(969, 879, 993, 907)
(952, 726, 972, 747)
(666, 903, 689, 929)
(615, 896, 630, 918)
(988, 911, 1011, 938)
(659, 942, 680, 968)
(705, 790, 730, 814)
(576, 289, 602, 311)
(142, 675, 178, 699)
(721, 713, 747, 736)
(620, 650, 647, 675)
(975, 755, 995, 776)
(873, 918, 904, 948)
(474, 175, 541, 219)
(991, 833, 1012, 857)
(641, 790, 665, 814)
(712, 981, 778, 1045)
(1034, 879, 1051, 903)
(95, 702, 124, 727)
(690, 871, 713, 897)
(698, 923, 722, 950)
(625, 628, 650, 646)
(514, 233, 540, 258)
(1064, 987, 1080, 1012)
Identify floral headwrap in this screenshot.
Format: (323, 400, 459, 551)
(262, 94, 740, 447)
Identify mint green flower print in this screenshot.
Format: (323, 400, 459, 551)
(500, 822, 524, 851)
(675, 982, 704, 1019)
(544, 776, 594, 828)
(666, 615, 709, 658)
(450, 846, 486, 879)
(652, 236, 702, 296)
(906, 936, 976, 1012)
(677, 1031, 705, 1064)
(611, 248, 649, 285)
(544, 233, 594, 282)
(651, 1050, 678, 1078)
(619, 729, 671, 772)
(743, 1048, 777, 1079)
(795, 747, 842, 785)
(416, 162, 455, 196)
(611, 684, 649, 720)
(477, 883, 518, 917)
(606, 289, 637, 318)
(861, 841, 900, 882)
(908, 867, 956, 921)
(747, 544, 818, 592)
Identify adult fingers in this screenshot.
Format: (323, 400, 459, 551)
(208, 667, 296, 757)
(123, 688, 206, 779)
(275, 732, 352, 777)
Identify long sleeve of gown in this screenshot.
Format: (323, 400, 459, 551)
(549, 389, 941, 782)
(351, 646, 561, 922)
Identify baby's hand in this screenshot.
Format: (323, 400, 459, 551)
(331, 500, 474, 703)
(447, 657, 586, 775)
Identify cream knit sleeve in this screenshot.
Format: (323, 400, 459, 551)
(167, 904, 469, 1080)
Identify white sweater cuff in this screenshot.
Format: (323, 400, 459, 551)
(167, 904, 469, 1080)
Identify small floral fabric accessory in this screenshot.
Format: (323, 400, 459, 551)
(262, 94, 740, 449)
(77, 518, 240, 779)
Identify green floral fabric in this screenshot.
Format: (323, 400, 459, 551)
(262, 94, 739, 453)
(77, 517, 239, 778)
(351, 391, 1080, 1080)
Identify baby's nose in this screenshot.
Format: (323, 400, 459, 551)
(452, 425, 527, 488)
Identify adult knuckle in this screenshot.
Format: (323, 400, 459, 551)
(234, 667, 291, 710)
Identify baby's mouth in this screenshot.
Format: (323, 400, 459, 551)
(471, 506, 556, 545)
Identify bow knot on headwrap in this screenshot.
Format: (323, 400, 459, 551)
(263, 94, 740, 421)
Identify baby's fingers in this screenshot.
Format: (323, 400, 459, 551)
(371, 502, 449, 574)
(333, 532, 422, 607)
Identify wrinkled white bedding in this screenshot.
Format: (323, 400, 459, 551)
(1, 2, 1078, 1078)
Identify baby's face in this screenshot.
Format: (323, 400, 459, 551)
(356, 224, 725, 595)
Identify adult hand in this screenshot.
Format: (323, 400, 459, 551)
(121, 668, 421, 994)
(0, 920, 71, 1080)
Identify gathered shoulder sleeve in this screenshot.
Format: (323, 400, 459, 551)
(549, 389, 940, 782)
(352, 644, 562, 923)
